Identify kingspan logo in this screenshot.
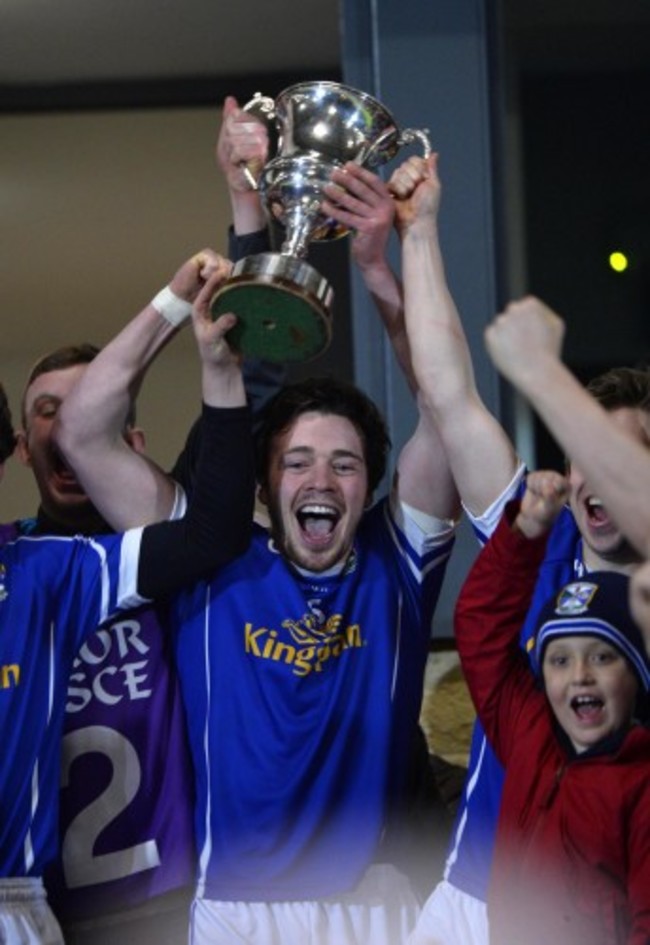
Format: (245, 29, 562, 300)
(244, 611, 366, 677)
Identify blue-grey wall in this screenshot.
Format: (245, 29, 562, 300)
(340, 0, 509, 637)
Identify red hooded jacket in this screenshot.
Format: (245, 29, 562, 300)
(455, 505, 650, 945)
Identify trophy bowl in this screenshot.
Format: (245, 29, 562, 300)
(211, 81, 430, 362)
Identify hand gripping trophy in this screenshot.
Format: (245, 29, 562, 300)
(211, 81, 430, 362)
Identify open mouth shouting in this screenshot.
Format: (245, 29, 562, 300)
(264, 410, 370, 572)
(296, 501, 341, 549)
(573, 487, 640, 566)
(570, 693, 604, 722)
(49, 445, 85, 495)
(584, 496, 609, 528)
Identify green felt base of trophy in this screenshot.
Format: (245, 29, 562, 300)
(210, 254, 333, 363)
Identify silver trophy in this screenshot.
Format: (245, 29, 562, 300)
(211, 81, 431, 362)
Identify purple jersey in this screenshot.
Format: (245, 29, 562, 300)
(44, 605, 195, 919)
(0, 522, 18, 547)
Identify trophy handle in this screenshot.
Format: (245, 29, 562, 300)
(363, 125, 432, 168)
(397, 127, 432, 158)
(239, 92, 277, 190)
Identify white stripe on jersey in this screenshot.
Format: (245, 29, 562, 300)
(444, 734, 488, 880)
(114, 529, 146, 613)
(197, 583, 214, 899)
(384, 502, 455, 585)
(25, 761, 40, 873)
(390, 593, 403, 702)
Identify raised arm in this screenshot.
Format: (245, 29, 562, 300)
(216, 94, 269, 238)
(485, 295, 650, 559)
(391, 154, 519, 518)
(171, 101, 285, 495)
(321, 163, 414, 388)
(321, 159, 456, 517)
(56, 250, 233, 529)
(136, 293, 253, 597)
(455, 470, 567, 758)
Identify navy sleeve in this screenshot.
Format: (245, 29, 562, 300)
(170, 354, 285, 496)
(227, 225, 272, 260)
(138, 404, 254, 597)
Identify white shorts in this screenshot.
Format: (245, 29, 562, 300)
(0, 878, 64, 945)
(405, 880, 487, 945)
(190, 864, 421, 945)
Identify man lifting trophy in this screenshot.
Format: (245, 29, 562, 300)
(211, 81, 430, 362)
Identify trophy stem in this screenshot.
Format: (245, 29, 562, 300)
(280, 203, 322, 258)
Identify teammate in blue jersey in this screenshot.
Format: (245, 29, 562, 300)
(52, 147, 514, 943)
(56, 280, 456, 944)
(172, 373, 458, 931)
(232, 146, 521, 944)
(0, 282, 255, 945)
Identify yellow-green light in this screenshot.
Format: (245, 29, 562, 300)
(609, 251, 629, 273)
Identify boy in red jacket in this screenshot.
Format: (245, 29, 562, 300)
(455, 469, 650, 945)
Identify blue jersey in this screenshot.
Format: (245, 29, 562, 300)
(168, 497, 454, 901)
(444, 505, 583, 900)
(0, 527, 148, 878)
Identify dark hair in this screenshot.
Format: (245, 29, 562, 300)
(586, 366, 650, 412)
(22, 343, 136, 428)
(0, 384, 17, 463)
(255, 376, 391, 497)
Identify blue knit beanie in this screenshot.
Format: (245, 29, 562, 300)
(533, 571, 650, 695)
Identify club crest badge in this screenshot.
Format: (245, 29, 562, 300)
(554, 581, 598, 616)
(0, 564, 7, 602)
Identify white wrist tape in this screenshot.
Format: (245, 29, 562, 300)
(151, 286, 193, 327)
